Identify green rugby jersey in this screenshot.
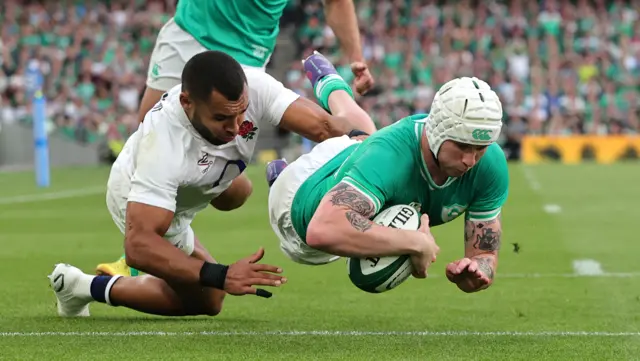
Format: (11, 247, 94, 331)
(290, 114, 509, 242)
(174, 0, 289, 68)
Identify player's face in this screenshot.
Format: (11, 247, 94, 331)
(181, 88, 249, 145)
(437, 140, 488, 177)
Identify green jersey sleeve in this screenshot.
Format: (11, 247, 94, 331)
(339, 138, 414, 215)
(466, 143, 510, 222)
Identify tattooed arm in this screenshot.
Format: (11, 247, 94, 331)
(305, 182, 428, 258)
(466, 216, 501, 278)
(445, 215, 502, 293)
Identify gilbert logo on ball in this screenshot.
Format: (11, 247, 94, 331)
(347, 204, 419, 293)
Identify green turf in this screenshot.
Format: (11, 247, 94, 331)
(0, 163, 639, 360)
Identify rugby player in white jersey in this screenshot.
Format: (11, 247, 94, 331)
(48, 51, 349, 317)
(96, 0, 377, 276)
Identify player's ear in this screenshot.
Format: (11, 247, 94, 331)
(179, 92, 193, 110)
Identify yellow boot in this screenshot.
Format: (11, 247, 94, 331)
(95, 255, 139, 277)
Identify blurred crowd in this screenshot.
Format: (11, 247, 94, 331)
(286, 0, 640, 147)
(0, 0, 174, 147)
(1, 0, 639, 153)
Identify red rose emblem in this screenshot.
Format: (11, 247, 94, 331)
(238, 120, 258, 141)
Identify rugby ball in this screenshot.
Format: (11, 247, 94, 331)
(347, 204, 419, 293)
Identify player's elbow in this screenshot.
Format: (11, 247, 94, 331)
(306, 223, 330, 250)
(306, 214, 341, 250)
(123, 231, 149, 270)
(308, 112, 353, 143)
(211, 176, 253, 211)
(306, 115, 334, 143)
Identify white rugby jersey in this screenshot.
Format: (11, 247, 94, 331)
(109, 67, 299, 229)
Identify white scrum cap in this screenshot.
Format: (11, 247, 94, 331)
(425, 76, 503, 157)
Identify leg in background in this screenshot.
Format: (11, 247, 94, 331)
(303, 51, 376, 135)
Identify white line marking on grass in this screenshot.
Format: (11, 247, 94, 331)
(1, 331, 640, 337)
(0, 187, 104, 205)
(572, 259, 605, 276)
(522, 167, 562, 214)
(497, 272, 640, 278)
(543, 204, 562, 214)
(522, 167, 541, 192)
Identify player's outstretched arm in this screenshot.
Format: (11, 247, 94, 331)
(124, 201, 205, 284)
(279, 97, 374, 142)
(445, 215, 502, 293)
(124, 202, 285, 297)
(306, 182, 438, 272)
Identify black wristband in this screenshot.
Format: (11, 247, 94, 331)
(348, 129, 369, 138)
(199, 262, 229, 289)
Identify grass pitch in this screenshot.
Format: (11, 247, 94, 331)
(0, 163, 638, 360)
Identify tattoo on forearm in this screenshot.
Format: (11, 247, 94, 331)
(475, 257, 495, 280)
(465, 215, 501, 252)
(475, 228, 501, 251)
(329, 183, 375, 217)
(345, 211, 372, 232)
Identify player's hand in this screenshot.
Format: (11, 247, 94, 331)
(410, 214, 440, 279)
(445, 257, 492, 293)
(224, 247, 287, 298)
(350, 61, 374, 95)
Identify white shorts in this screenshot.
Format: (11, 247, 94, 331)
(106, 168, 196, 256)
(146, 17, 267, 91)
(268, 135, 361, 265)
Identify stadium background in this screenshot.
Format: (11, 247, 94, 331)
(1, 1, 640, 359)
(1, 0, 638, 168)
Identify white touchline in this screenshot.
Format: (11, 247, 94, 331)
(572, 259, 605, 276)
(1, 331, 640, 337)
(0, 187, 104, 205)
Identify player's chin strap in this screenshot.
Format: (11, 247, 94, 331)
(430, 149, 440, 167)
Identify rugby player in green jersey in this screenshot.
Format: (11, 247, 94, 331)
(268, 59, 508, 293)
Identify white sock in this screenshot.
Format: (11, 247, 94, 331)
(76, 274, 95, 302)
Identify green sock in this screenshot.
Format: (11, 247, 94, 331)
(313, 74, 354, 112)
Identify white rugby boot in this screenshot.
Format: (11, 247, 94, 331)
(48, 263, 94, 317)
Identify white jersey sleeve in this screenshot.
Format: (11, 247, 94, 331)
(244, 67, 300, 127)
(127, 124, 185, 213)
